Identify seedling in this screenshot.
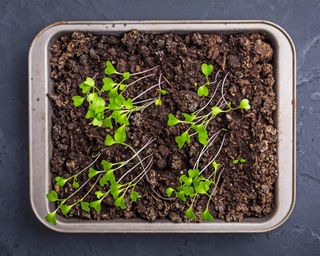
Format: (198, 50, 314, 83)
(168, 72, 250, 148)
(165, 132, 226, 221)
(72, 61, 166, 145)
(232, 158, 247, 164)
(45, 138, 155, 225)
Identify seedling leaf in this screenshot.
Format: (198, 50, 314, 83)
(201, 63, 214, 77)
(80, 201, 90, 212)
(211, 106, 222, 115)
(90, 199, 102, 213)
(167, 114, 180, 126)
(166, 187, 175, 197)
(188, 169, 200, 178)
(105, 61, 117, 75)
(55, 176, 67, 188)
(185, 207, 196, 220)
(202, 208, 214, 221)
(197, 85, 209, 97)
(88, 167, 99, 178)
(114, 125, 126, 143)
(130, 191, 139, 202)
(46, 190, 58, 202)
(105, 135, 116, 146)
(45, 212, 57, 225)
(239, 99, 250, 110)
(72, 96, 84, 107)
(60, 205, 72, 215)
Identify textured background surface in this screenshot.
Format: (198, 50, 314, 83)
(0, 0, 318, 255)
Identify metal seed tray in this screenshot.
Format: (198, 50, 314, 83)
(29, 20, 296, 233)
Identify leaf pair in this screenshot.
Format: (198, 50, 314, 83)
(105, 125, 127, 146)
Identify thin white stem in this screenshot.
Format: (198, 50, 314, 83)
(194, 80, 222, 115)
(194, 130, 222, 169)
(112, 138, 155, 172)
(118, 154, 153, 183)
(200, 133, 227, 175)
(221, 72, 229, 106)
(126, 73, 156, 88)
(73, 153, 101, 179)
(130, 66, 159, 76)
(132, 81, 165, 101)
(134, 97, 157, 105)
(209, 70, 221, 85)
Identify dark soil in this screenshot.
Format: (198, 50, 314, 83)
(48, 30, 277, 222)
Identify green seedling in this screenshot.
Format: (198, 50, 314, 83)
(232, 158, 247, 164)
(165, 132, 226, 221)
(193, 63, 215, 97)
(45, 138, 155, 225)
(168, 71, 250, 148)
(72, 61, 166, 145)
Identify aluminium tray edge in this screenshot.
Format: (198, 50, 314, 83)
(29, 20, 296, 233)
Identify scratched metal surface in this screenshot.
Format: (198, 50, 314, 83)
(0, 0, 318, 255)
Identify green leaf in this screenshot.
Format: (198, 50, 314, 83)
(122, 72, 131, 80)
(240, 158, 247, 163)
(105, 170, 116, 184)
(87, 93, 98, 103)
(101, 160, 113, 171)
(92, 97, 106, 113)
(185, 207, 196, 220)
(95, 191, 105, 199)
(197, 85, 209, 97)
(165, 187, 175, 197)
(114, 196, 126, 209)
(167, 114, 180, 126)
(130, 191, 139, 202)
(188, 169, 200, 178)
(45, 212, 57, 225)
(201, 63, 214, 77)
(80, 77, 95, 93)
(114, 125, 126, 143)
(90, 199, 102, 213)
(175, 135, 185, 149)
(60, 204, 72, 215)
(119, 83, 127, 91)
(46, 190, 58, 202)
(238, 99, 250, 110)
(92, 117, 103, 127)
(117, 114, 129, 125)
(211, 106, 222, 115)
(99, 175, 108, 187)
(72, 96, 84, 107)
(179, 175, 192, 186)
(212, 161, 221, 171)
(102, 77, 116, 92)
(155, 98, 162, 106)
(232, 159, 239, 164)
(85, 109, 95, 119)
(182, 113, 196, 122)
(183, 186, 194, 197)
(55, 176, 68, 187)
(105, 135, 116, 146)
(197, 126, 208, 145)
(195, 181, 209, 194)
(103, 116, 113, 129)
(160, 89, 167, 95)
(176, 191, 186, 202)
(72, 180, 80, 189)
(202, 208, 214, 221)
(108, 88, 119, 98)
(105, 61, 117, 75)
(88, 167, 99, 178)
(123, 98, 133, 109)
(80, 201, 90, 212)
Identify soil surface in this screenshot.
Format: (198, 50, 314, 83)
(48, 30, 277, 222)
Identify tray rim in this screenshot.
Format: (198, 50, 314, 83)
(29, 20, 296, 233)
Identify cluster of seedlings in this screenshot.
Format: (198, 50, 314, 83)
(46, 62, 250, 224)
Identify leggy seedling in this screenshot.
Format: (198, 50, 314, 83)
(168, 72, 250, 148)
(73, 61, 167, 144)
(45, 138, 155, 225)
(165, 131, 227, 221)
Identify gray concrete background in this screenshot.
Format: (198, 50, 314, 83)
(0, 0, 318, 255)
